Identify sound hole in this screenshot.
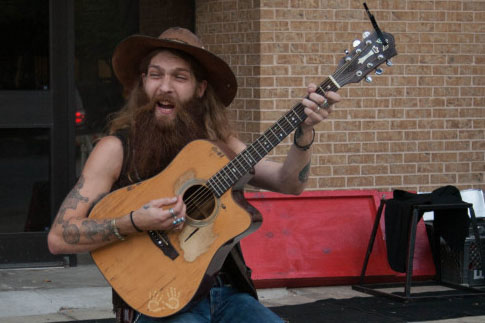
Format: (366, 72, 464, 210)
(183, 184, 216, 221)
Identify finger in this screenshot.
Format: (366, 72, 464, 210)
(302, 97, 320, 112)
(307, 83, 317, 93)
(149, 196, 178, 208)
(323, 91, 341, 105)
(308, 92, 327, 108)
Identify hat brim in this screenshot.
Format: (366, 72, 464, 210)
(112, 35, 237, 107)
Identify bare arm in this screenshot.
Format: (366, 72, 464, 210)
(47, 136, 125, 254)
(47, 135, 187, 255)
(227, 84, 340, 195)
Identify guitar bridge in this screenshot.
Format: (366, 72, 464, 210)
(148, 230, 179, 260)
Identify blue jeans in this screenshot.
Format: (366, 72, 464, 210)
(133, 286, 283, 323)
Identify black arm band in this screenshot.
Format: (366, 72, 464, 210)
(130, 211, 143, 232)
(293, 126, 315, 151)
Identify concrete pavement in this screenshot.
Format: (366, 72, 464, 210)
(1, 253, 484, 322)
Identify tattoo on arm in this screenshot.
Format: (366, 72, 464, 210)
(81, 219, 113, 242)
(56, 176, 115, 245)
(298, 162, 311, 183)
(56, 176, 89, 226)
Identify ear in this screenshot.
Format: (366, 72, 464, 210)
(141, 73, 147, 87)
(196, 80, 208, 98)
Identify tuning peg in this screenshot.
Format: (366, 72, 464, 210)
(352, 39, 361, 48)
(365, 76, 373, 83)
(344, 49, 349, 54)
(362, 31, 371, 39)
(375, 68, 383, 75)
(386, 59, 393, 66)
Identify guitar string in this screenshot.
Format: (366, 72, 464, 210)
(183, 102, 310, 215)
(182, 42, 377, 218)
(183, 80, 343, 215)
(183, 55, 364, 216)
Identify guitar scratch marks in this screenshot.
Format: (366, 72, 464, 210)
(184, 228, 200, 242)
(211, 146, 225, 158)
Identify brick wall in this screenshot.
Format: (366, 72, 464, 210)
(197, 0, 484, 193)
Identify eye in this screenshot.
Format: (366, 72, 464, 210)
(175, 74, 188, 81)
(149, 72, 161, 78)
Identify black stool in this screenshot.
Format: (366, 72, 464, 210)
(352, 198, 485, 301)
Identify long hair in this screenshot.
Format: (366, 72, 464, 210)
(107, 49, 235, 182)
(108, 49, 234, 141)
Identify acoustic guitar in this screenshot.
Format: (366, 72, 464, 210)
(89, 30, 397, 317)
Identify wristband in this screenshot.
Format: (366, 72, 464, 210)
(130, 211, 143, 232)
(293, 126, 315, 151)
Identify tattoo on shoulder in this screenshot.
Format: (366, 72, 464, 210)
(298, 162, 311, 183)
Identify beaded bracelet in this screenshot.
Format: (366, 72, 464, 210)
(111, 218, 126, 241)
(293, 126, 315, 151)
(130, 211, 143, 232)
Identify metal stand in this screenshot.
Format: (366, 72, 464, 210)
(352, 199, 485, 301)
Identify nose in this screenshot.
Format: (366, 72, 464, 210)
(158, 76, 173, 94)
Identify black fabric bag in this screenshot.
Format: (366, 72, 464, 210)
(384, 185, 469, 273)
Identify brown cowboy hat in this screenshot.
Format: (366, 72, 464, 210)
(112, 27, 237, 107)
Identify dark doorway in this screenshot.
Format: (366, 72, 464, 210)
(0, 0, 195, 268)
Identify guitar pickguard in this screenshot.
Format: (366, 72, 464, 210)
(178, 223, 218, 262)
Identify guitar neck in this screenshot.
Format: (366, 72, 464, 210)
(207, 77, 340, 198)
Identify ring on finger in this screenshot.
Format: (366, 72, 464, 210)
(169, 208, 176, 219)
(321, 100, 330, 109)
(172, 217, 185, 225)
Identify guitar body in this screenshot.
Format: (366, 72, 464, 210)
(89, 139, 262, 317)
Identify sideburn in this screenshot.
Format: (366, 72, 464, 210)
(128, 97, 208, 181)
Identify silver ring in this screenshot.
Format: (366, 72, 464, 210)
(321, 100, 330, 109)
(172, 217, 185, 225)
(316, 105, 321, 112)
(169, 208, 176, 219)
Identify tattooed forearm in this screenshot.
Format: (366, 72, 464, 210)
(82, 219, 114, 242)
(298, 162, 311, 183)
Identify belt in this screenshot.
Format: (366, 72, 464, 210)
(213, 271, 232, 287)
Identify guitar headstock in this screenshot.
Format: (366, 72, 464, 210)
(332, 31, 397, 87)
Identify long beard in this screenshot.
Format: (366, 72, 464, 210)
(129, 95, 208, 180)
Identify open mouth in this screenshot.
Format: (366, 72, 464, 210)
(156, 101, 175, 115)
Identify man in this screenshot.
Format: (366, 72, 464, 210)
(48, 27, 340, 322)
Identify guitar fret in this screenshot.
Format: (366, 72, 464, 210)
(207, 179, 222, 197)
(260, 137, 272, 151)
(234, 155, 251, 173)
(278, 118, 292, 135)
(249, 143, 264, 159)
(228, 159, 245, 177)
(219, 168, 235, 188)
(241, 151, 255, 166)
(267, 127, 279, 143)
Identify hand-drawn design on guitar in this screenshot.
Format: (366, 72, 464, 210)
(89, 29, 397, 318)
(147, 287, 181, 312)
(147, 290, 163, 313)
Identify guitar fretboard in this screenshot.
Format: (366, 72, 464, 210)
(207, 78, 340, 198)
